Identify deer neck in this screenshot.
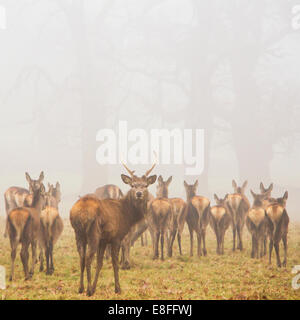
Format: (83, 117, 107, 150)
(123, 190, 147, 226)
(31, 189, 44, 213)
(157, 188, 168, 198)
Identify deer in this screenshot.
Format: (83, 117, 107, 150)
(210, 194, 231, 255)
(46, 182, 61, 209)
(69, 162, 157, 296)
(246, 190, 269, 259)
(184, 180, 210, 257)
(226, 180, 250, 251)
(39, 185, 64, 275)
(94, 184, 123, 200)
(148, 177, 174, 261)
(265, 191, 289, 267)
(7, 181, 45, 281)
(3, 172, 44, 238)
(154, 176, 187, 257)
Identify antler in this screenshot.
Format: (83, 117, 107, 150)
(121, 161, 135, 177)
(145, 151, 157, 176)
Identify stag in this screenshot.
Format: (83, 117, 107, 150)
(246, 190, 268, 259)
(7, 182, 45, 281)
(39, 185, 64, 275)
(226, 180, 250, 251)
(3, 172, 44, 237)
(265, 191, 289, 267)
(184, 180, 210, 257)
(70, 162, 157, 296)
(210, 194, 231, 255)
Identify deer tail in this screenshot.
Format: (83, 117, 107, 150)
(8, 211, 31, 243)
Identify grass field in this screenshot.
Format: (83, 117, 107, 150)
(0, 216, 300, 300)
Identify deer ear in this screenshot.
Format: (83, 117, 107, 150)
(269, 183, 273, 192)
(158, 175, 163, 183)
(260, 182, 264, 192)
(184, 180, 188, 188)
(194, 180, 198, 188)
(250, 189, 256, 198)
(242, 180, 248, 189)
(56, 182, 60, 190)
(166, 176, 172, 186)
(25, 172, 31, 183)
(39, 171, 44, 182)
(283, 191, 288, 200)
(147, 175, 157, 186)
(48, 183, 51, 189)
(214, 194, 219, 202)
(121, 174, 132, 186)
(232, 180, 237, 189)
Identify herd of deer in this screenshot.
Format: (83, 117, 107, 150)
(2, 163, 289, 297)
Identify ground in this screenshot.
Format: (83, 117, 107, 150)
(0, 217, 300, 300)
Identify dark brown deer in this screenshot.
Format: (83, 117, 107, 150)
(94, 184, 123, 200)
(155, 176, 187, 257)
(210, 194, 231, 255)
(3, 172, 44, 237)
(39, 185, 64, 275)
(7, 182, 45, 281)
(265, 191, 289, 267)
(246, 190, 268, 259)
(226, 180, 250, 251)
(184, 180, 210, 257)
(70, 162, 157, 296)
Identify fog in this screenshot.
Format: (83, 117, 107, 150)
(0, 0, 300, 219)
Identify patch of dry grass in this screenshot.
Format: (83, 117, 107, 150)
(0, 217, 300, 300)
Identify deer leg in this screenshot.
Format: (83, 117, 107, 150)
(90, 242, 107, 296)
(76, 238, 86, 294)
(39, 247, 44, 272)
(274, 241, 281, 267)
(188, 225, 194, 257)
(140, 234, 144, 247)
(168, 229, 177, 258)
(45, 244, 51, 275)
(282, 234, 288, 267)
(29, 240, 37, 277)
(236, 224, 243, 251)
(153, 231, 160, 260)
(145, 231, 148, 246)
(177, 233, 182, 255)
(251, 235, 255, 258)
(4, 217, 9, 238)
(160, 231, 165, 261)
(196, 232, 202, 257)
(268, 238, 273, 265)
(49, 241, 55, 275)
(221, 231, 225, 255)
(202, 228, 207, 256)
(263, 236, 267, 256)
(20, 241, 30, 280)
(111, 242, 121, 294)
(86, 240, 98, 296)
(9, 242, 18, 281)
(232, 224, 236, 251)
(121, 237, 131, 270)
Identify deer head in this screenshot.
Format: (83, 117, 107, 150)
(214, 194, 228, 207)
(184, 180, 198, 200)
(121, 162, 157, 201)
(26, 171, 45, 194)
(275, 191, 288, 208)
(250, 189, 269, 207)
(232, 180, 248, 195)
(45, 185, 54, 207)
(156, 175, 172, 198)
(259, 182, 273, 197)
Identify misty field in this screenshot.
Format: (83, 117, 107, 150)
(0, 217, 300, 300)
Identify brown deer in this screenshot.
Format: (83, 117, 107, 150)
(47, 182, 61, 208)
(7, 182, 45, 281)
(39, 185, 64, 275)
(70, 162, 157, 296)
(155, 176, 187, 257)
(265, 191, 289, 267)
(210, 194, 231, 255)
(226, 180, 250, 251)
(148, 176, 174, 261)
(246, 190, 269, 259)
(184, 180, 210, 257)
(94, 184, 123, 200)
(3, 172, 44, 237)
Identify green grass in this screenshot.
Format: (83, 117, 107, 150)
(0, 217, 300, 300)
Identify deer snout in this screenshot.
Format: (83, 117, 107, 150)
(136, 191, 143, 198)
